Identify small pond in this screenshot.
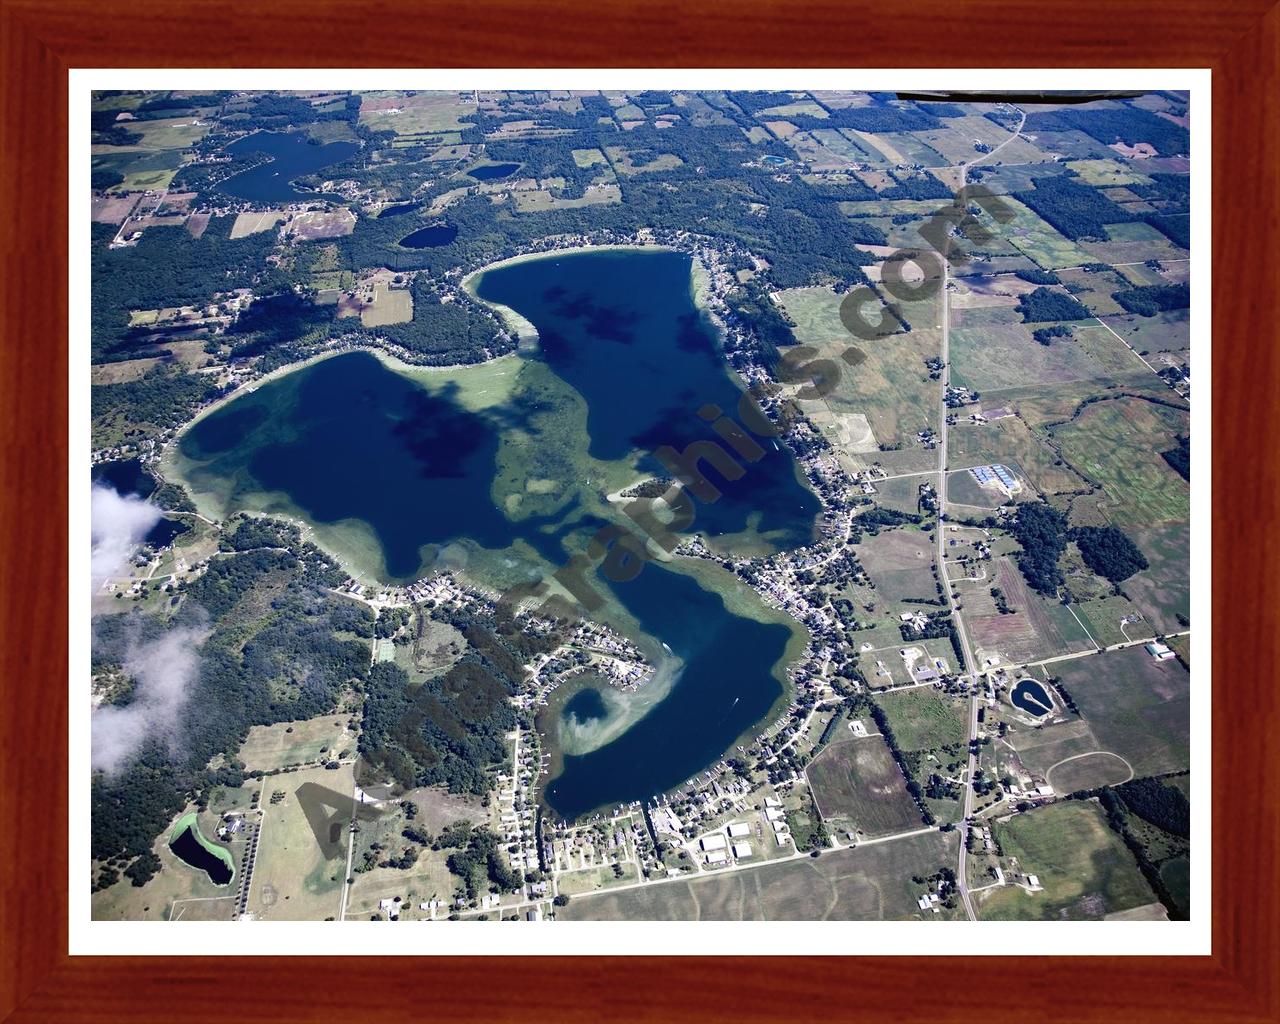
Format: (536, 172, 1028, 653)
(378, 201, 422, 219)
(1010, 679, 1054, 718)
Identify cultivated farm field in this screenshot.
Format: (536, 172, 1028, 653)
(561, 830, 959, 921)
(807, 735, 923, 837)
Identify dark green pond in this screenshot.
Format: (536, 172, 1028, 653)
(170, 824, 234, 885)
(399, 224, 459, 249)
(177, 248, 819, 821)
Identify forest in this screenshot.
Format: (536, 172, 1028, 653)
(1015, 286, 1092, 323)
(1011, 501, 1068, 595)
(1162, 435, 1191, 481)
(1111, 283, 1190, 317)
(1023, 104, 1189, 157)
(1014, 175, 1134, 241)
(1071, 525, 1150, 583)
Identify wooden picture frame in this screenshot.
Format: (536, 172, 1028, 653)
(2, 1, 1273, 1019)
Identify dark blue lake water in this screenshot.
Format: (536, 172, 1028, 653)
(475, 249, 820, 550)
(93, 459, 189, 548)
(563, 687, 608, 725)
(219, 131, 358, 203)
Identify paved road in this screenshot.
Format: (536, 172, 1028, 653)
(944, 107, 1027, 922)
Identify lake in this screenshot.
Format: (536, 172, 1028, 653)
(474, 249, 820, 551)
(467, 162, 521, 181)
(219, 131, 358, 203)
(399, 224, 459, 249)
(174, 248, 821, 820)
(93, 459, 189, 548)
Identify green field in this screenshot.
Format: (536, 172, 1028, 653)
(978, 800, 1156, 920)
(1052, 645, 1190, 778)
(875, 687, 968, 752)
(358, 91, 475, 137)
(239, 713, 352, 772)
(807, 736, 923, 837)
(964, 556, 1093, 665)
(775, 286, 941, 450)
(947, 415, 1090, 498)
(949, 307, 1148, 393)
(560, 830, 958, 920)
(855, 527, 938, 611)
(1065, 159, 1154, 187)
(247, 763, 354, 921)
(1122, 522, 1191, 632)
(977, 197, 1097, 270)
(1051, 395, 1190, 525)
(361, 283, 414, 327)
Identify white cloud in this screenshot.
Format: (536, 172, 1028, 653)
(91, 483, 163, 586)
(92, 626, 204, 775)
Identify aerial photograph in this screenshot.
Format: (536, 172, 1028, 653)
(88, 87, 1193, 926)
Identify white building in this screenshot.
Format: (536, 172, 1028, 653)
(700, 833, 728, 851)
(733, 842, 753, 859)
(1146, 641, 1176, 661)
(727, 822, 751, 839)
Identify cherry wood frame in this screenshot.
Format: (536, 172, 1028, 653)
(2, 1, 1275, 1020)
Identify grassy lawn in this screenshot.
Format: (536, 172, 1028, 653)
(238, 713, 353, 772)
(361, 283, 414, 327)
(979, 799, 1155, 920)
(247, 763, 354, 921)
(875, 687, 968, 752)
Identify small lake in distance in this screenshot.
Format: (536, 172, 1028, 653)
(219, 131, 358, 203)
(467, 162, 521, 181)
(399, 224, 459, 249)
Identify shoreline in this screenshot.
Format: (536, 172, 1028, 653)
(156, 240, 814, 821)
